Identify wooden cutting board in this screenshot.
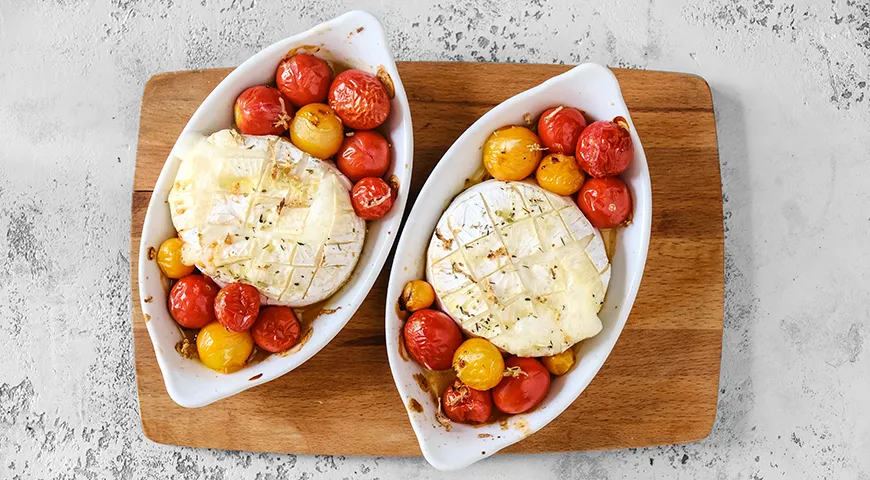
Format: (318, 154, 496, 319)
(131, 62, 723, 456)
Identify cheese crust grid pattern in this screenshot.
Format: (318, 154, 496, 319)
(426, 180, 610, 357)
(168, 130, 365, 307)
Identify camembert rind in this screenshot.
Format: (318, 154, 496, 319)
(426, 180, 610, 357)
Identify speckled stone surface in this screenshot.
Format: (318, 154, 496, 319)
(1, 1, 868, 478)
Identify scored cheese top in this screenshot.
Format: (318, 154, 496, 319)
(426, 180, 610, 357)
(168, 129, 365, 307)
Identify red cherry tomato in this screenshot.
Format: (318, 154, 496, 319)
(251, 306, 301, 353)
(576, 176, 632, 229)
(351, 177, 394, 221)
(168, 275, 220, 329)
(328, 69, 391, 130)
(575, 117, 634, 178)
(442, 381, 493, 424)
(403, 309, 463, 370)
(537, 106, 587, 155)
(214, 283, 261, 332)
(233, 86, 293, 136)
(492, 357, 551, 414)
(276, 53, 332, 107)
(336, 130, 391, 182)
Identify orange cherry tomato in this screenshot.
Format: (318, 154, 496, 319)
(276, 53, 332, 107)
(328, 69, 391, 130)
(492, 356, 550, 414)
(537, 106, 587, 155)
(214, 283, 261, 332)
(251, 306, 301, 353)
(482, 126, 543, 181)
(289, 103, 344, 158)
(575, 117, 634, 178)
(403, 309, 463, 370)
(233, 86, 293, 135)
(576, 177, 632, 229)
(442, 380, 493, 424)
(168, 275, 220, 329)
(336, 130, 391, 182)
(535, 153, 585, 196)
(351, 177, 394, 220)
(197, 321, 254, 373)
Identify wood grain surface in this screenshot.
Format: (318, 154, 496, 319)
(131, 62, 723, 456)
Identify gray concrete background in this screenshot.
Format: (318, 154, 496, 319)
(1, 0, 868, 478)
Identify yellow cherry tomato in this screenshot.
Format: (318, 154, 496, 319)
(289, 103, 344, 158)
(157, 237, 194, 279)
(535, 153, 585, 196)
(453, 338, 505, 390)
(400, 280, 436, 312)
(482, 126, 543, 181)
(541, 348, 575, 376)
(196, 322, 254, 374)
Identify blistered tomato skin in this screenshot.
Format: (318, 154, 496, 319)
(403, 309, 463, 370)
(575, 117, 634, 178)
(577, 177, 633, 229)
(482, 126, 543, 181)
(157, 237, 195, 279)
(537, 106, 587, 155)
(535, 153, 585, 196)
(234, 86, 293, 136)
(289, 103, 344, 158)
(251, 306, 301, 353)
(452, 338, 505, 391)
(399, 280, 435, 313)
(214, 283, 261, 332)
(168, 275, 220, 329)
(328, 69, 391, 130)
(351, 177, 394, 220)
(492, 356, 551, 414)
(197, 322, 254, 373)
(336, 130, 391, 182)
(275, 53, 332, 107)
(442, 381, 494, 424)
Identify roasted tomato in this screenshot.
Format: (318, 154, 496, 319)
(482, 126, 543, 181)
(351, 177, 394, 220)
(197, 321, 254, 373)
(168, 275, 220, 329)
(157, 237, 194, 279)
(336, 130, 391, 182)
(535, 153, 585, 196)
(492, 356, 551, 414)
(537, 106, 587, 155)
(452, 338, 505, 391)
(399, 280, 435, 313)
(214, 283, 260, 332)
(575, 117, 634, 178)
(251, 306, 301, 353)
(328, 69, 391, 130)
(403, 309, 463, 370)
(275, 53, 332, 107)
(577, 176, 632, 229)
(233, 86, 293, 135)
(442, 380, 493, 424)
(289, 103, 345, 158)
(541, 348, 575, 376)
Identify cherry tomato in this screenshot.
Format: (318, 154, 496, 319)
(576, 177, 632, 229)
(575, 117, 634, 178)
(442, 380, 493, 424)
(453, 338, 505, 391)
(403, 309, 463, 370)
(541, 348, 575, 375)
(168, 275, 220, 329)
(233, 86, 293, 136)
(537, 106, 587, 155)
(251, 306, 301, 353)
(336, 130, 391, 182)
(399, 280, 435, 313)
(482, 126, 543, 181)
(535, 153, 585, 196)
(289, 103, 344, 158)
(351, 177, 394, 220)
(275, 53, 332, 107)
(197, 321, 254, 374)
(328, 69, 391, 130)
(492, 356, 550, 414)
(157, 237, 194, 279)
(214, 283, 260, 332)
